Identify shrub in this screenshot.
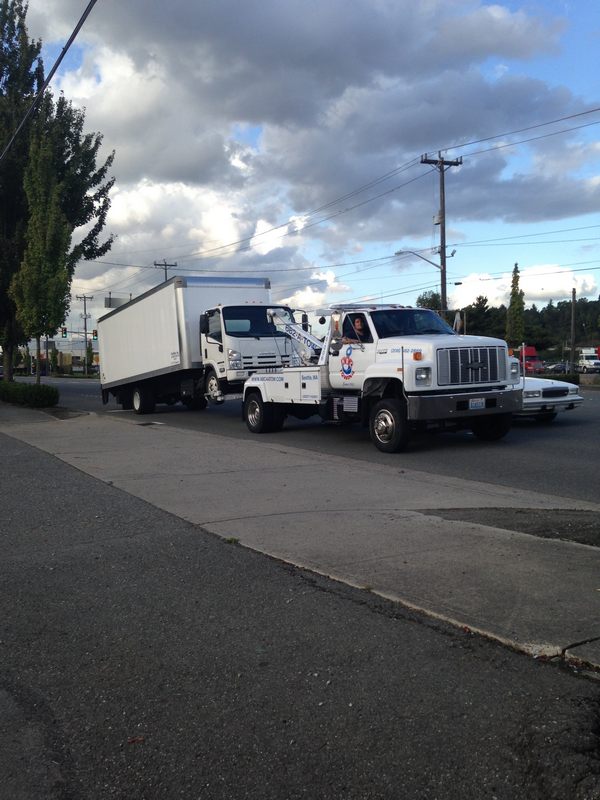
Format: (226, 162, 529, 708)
(0, 381, 59, 407)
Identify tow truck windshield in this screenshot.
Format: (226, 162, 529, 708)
(370, 308, 455, 338)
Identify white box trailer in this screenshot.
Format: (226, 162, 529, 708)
(98, 275, 296, 413)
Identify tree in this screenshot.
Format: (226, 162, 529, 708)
(1, 1, 114, 381)
(86, 338, 93, 372)
(10, 99, 71, 382)
(0, 0, 43, 379)
(505, 262, 524, 347)
(416, 290, 441, 311)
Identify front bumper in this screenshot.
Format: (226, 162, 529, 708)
(406, 387, 522, 421)
(516, 395, 583, 416)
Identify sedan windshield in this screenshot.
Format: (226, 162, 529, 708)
(370, 309, 455, 338)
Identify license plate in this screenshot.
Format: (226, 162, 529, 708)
(469, 398, 486, 410)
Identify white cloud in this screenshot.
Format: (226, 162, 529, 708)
(21, 0, 600, 330)
(449, 264, 598, 308)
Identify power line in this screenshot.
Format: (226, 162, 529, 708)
(0, 0, 100, 165)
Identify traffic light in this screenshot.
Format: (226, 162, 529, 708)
(92, 329, 98, 340)
(61, 326, 68, 338)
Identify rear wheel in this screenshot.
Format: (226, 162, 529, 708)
(470, 413, 512, 441)
(369, 398, 409, 453)
(132, 385, 155, 415)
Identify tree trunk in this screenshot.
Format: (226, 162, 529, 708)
(35, 335, 41, 385)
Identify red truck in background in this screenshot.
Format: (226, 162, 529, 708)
(518, 345, 545, 374)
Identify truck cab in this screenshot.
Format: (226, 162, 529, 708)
(200, 304, 298, 401)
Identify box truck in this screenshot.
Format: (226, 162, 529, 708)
(98, 275, 298, 413)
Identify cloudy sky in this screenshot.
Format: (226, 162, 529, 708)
(26, 0, 600, 332)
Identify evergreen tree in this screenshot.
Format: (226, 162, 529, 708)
(505, 263, 524, 347)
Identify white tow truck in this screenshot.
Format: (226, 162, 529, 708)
(243, 304, 522, 453)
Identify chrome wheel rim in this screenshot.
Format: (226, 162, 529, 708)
(373, 409, 395, 443)
(247, 399, 261, 428)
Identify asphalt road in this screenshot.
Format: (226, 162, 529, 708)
(41, 376, 600, 504)
(2, 432, 600, 800)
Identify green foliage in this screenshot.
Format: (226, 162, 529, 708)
(416, 290, 441, 310)
(0, 379, 58, 406)
(0, 1, 114, 381)
(505, 263, 525, 346)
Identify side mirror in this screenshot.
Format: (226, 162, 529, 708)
(199, 314, 209, 335)
(329, 339, 342, 356)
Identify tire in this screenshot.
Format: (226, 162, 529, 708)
(369, 398, 409, 453)
(535, 412, 557, 424)
(132, 385, 155, 415)
(470, 413, 512, 441)
(244, 392, 279, 433)
(204, 369, 224, 404)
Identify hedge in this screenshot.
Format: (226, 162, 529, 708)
(0, 381, 59, 407)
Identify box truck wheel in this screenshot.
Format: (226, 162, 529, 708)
(204, 369, 224, 404)
(244, 392, 283, 433)
(470, 412, 511, 441)
(369, 398, 409, 453)
(132, 385, 155, 415)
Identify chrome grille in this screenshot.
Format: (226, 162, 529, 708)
(437, 347, 506, 385)
(242, 354, 290, 369)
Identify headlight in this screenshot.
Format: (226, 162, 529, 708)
(509, 360, 520, 379)
(415, 366, 431, 385)
(228, 348, 242, 369)
(523, 390, 542, 398)
(569, 386, 578, 395)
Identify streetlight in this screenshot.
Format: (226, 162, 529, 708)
(395, 249, 455, 315)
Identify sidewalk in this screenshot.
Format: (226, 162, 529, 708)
(2, 402, 599, 671)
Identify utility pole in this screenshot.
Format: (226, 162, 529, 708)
(154, 259, 177, 282)
(421, 152, 462, 316)
(76, 293, 93, 377)
(570, 287, 576, 371)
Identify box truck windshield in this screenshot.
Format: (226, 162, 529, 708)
(222, 305, 294, 337)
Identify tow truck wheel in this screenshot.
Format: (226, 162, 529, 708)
(470, 412, 512, 441)
(132, 385, 155, 415)
(244, 392, 279, 433)
(369, 398, 409, 453)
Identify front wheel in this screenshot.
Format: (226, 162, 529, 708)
(244, 393, 283, 433)
(470, 413, 512, 441)
(369, 398, 409, 453)
(205, 369, 224, 404)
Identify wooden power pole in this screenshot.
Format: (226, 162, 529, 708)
(421, 152, 462, 315)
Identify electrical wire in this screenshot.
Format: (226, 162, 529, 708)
(0, 0, 100, 165)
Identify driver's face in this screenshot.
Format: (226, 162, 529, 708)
(355, 318, 363, 329)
